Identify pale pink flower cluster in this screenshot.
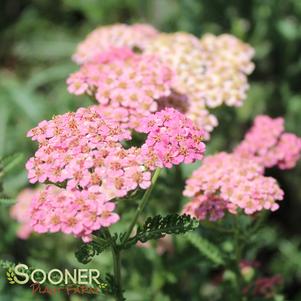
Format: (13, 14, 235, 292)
(68, 47, 134, 95)
(30, 186, 119, 242)
(201, 34, 255, 76)
(235, 115, 301, 169)
(10, 188, 36, 239)
(145, 32, 254, 132)
(183, 152, 284, 219)
(73, 23, 158, 64)
(183, 115, 301, 221)
(71, 24, 254, 134)
(137, 108, 206, 169)
(26, 107, 206, 241)
(67, 48, 173, 130)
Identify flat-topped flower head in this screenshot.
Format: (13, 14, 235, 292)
(235, 115, 301, 169)
(27, 106, 206, 241)
(73, 23, 158, 64)
(183, 114, 301, 221)
(29, 186, 119, 242)
(145, 32, 254, 132)
(183, 152, 284, 220)
(67, 48, 174, 130)
(200, 33, 255, 75)
(138, 108, 206, 169)
(26, 106, 152, 201)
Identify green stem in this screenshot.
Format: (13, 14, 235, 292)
(231, 212, 268, 301)
(112, 247, 123, 301)
(102, 169, 161, 300)
(248, 211, 268, 236)
(234, 235, 243, 299)
(104, 229, 124, 301)
(232, 217, 244, 300)
(122, 168, 161, 243)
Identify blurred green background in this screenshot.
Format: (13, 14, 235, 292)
(0, 0, 301, 300)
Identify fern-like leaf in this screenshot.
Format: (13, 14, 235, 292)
(123, 214, 199, 249)
(75, 240, 111, 264)
(186, 232, 224, 266)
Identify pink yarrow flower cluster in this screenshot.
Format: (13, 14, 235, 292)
(68, 47, 134, 95)
(30, 186, 119, 242)
(137, 108, 206, 169)
(235, 115, 301, 169)
(67, 48, 174, 130)
(183, 152, 284, 219)
(183, 115, 301, 222)
(72, 23, 158, 64)
(26, 107, 206, 241)
(26, 107, 149, 241)
(26, 106, 154, 198)
(70, 24, 254, 135)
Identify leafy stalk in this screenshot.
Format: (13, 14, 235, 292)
(103, 229, 124, 301)
(233, 218, 244, 300)
(230, 213, 267, 300)
(121, 168, 161, 244)
(106, 168, 161, 301)
(75, 168, 199, 301)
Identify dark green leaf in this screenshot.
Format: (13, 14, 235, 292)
(75, 240, 111, 264)
(122, 214, 199, 249)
